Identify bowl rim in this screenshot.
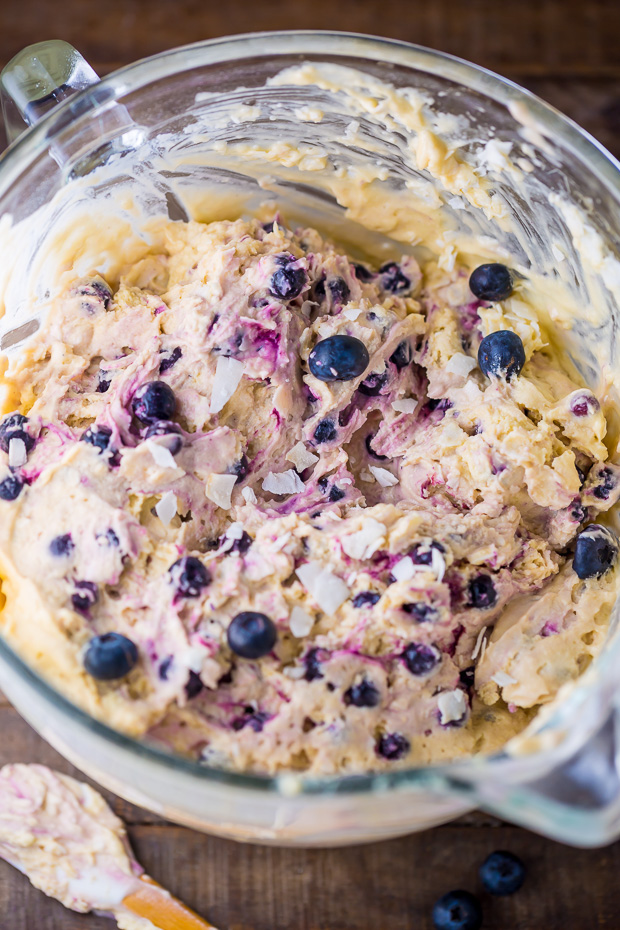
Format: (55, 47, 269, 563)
(1, 28, 620, 797)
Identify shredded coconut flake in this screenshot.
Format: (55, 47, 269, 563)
(242, 486, 257, 504)
(155, 491, 177, 526)
(146, 438, 178, 470)
(289, 606, 315, 638)
(226, 522, 244, 540)
(341, 518, 386, 561)
(438, 690, 468, 725)
(342, 307, 362, 321)
(209, 357, 244, 414)
(391, 398, 417, 414)
(296, 561, 349, 615)
(492, 671, 517, 688)
(368, 465, 399, 487)
(262, 469, 305, 495)
(283, 665, 306, 680)
(445, 353, 478, 377)
(360, 469, 375, 483)
(286, 442, 318, 472)
(205, 473, 237, 510)
(8, 437, 27, 468)
(431, 547, 446, 583)
(471, 627, 488, 660)
(391, 556, 416, 583)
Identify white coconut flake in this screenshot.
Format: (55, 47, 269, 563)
(438, 690, 468, 725)
(341, 518, 387, 561)
(226, 522, 244, 540)
(209, 357, 244, 414)
(8, 437, 27, 468)
(286, 442, 318, 472)
(242, 486, 257, 504)
(360, 469, 375, 483)
(368, 465, 399, 488)
(342, 307, 362, 321)
(272, 532, 292, 552)
(391, 556, 416, 583)
(431, 547, 446, 583)
(146, 438, 178, 470)
(283, 665, 306, 680)
(471, 627, 488, 660)
(391, 398, 417, 414)
(205, 473, 237, 510)
(492, 671, 518, 688)
(296, 561, 349, 615)
(289, 606, 315, 638)
(155, 491, 177, 526)
(262, 469, 305, 495)
(445, 353, 478, 377)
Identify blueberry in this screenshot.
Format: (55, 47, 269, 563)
(83, 632, 138, 681)
(390, 340, 412, 370)
(223, 529, 253, 554)
(227, 611, 277, 659)
(328, 485, 345, 502)
(402, 642, 441, 676)
(159, 346, 182, 374)
(72, 581, 98, 612)
(479, 850, 526, 896)
(50, 534, 74, 557)
(327, 276, 350, 304)
(81, 425, 112, 453)
(314, 419, 337, 443)
(229, 455, 250, 484)
(168, 556, 211, 598)
(432, 890, 482, 930)
(75, 279, 113, 309)
(574, 524, 619, 579)
(352, 591, 380, 608)
(365, 433, 388, 461)
(344, 679, 380, 708)
(352, 262, 374, 282)
(379, 262, 411, 295)
(132, 381, 177, 424)
(469, 263, 513, 302)
(185, 670, 204, 699)
(96, 528, 119, 547)
(459, 666, 476, 689)
(0, 475, 23, 501)
(468, 575, 497, 609)
(402, 602, 439, 623)
(376, 732, 410, 761)
(232, 710, 270, 732)
(269, 260, 306, 300)
(570, 392, 599, 418)
(304, 647, 324, 681)
(358, 369, 389, 397)
(308, 335, 369, 382)
(589, 466, 616, 501)
(96, 372, 111, 393)
(0, 413, 34, 454)
(410, 541, 445, 565)
(145, 420, 183, 455)
(478, 330, 525, 381)
(159, 656, 173, 680)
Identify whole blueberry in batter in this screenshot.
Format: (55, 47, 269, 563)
(84, 632, 138, 681)
(309, 335, 369, 382)
(469, 263, 513, 301)
(227, 611, 277, 659)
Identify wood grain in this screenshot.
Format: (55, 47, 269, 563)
(0, 1, 619, 927)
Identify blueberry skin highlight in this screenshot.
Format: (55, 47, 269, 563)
(479, 850, 526, 896)
(227, 611, 277, 659)
(308, 335, 369, 382)
(0, 476, 23, 501)
(84, 632, 138, 681)
(432, 890, 482, 930)
(574, 524, 619, 579)
(478, 330, 525, 381)
(469, 263, 513, 301)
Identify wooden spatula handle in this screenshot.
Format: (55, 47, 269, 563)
(122, 874, 217, 930)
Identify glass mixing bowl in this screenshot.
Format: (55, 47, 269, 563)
(1, 31, 620, 847)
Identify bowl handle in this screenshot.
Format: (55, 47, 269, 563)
(0, 40, 100, 143)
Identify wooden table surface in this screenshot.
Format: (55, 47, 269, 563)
(0, 0, 619, 927)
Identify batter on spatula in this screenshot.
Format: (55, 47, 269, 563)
(0, 763, 212, 929)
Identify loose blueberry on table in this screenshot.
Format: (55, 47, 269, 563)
(432, 890, 482, 930)
(479, 849, 526, 895)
